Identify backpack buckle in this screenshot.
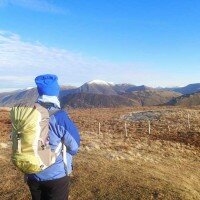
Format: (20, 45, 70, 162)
(41, 145, 45, 150)
(17, 132, 21, 140)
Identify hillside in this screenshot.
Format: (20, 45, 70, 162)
(60, 93, 140, 108)
(112, 83, 135, 93)
(122, 90, 181, 106)
(0, 107, 200, 199)
(125, 85, 152, 93)
(0, 88, 38, 106)
(167, 92, 200, 106)
(0, 86, 76, 107)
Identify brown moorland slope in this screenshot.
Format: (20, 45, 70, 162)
(167, 92, 200, 107)
(0, 107, 200, 200)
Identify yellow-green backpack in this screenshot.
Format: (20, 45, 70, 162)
(10, 103, 66, 174)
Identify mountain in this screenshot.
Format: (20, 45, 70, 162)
(0, 90, 23, 99)
(77, 81, 155, 95)
(60, 81, 181, 107)
(0, 86, 77, 107)
(77, 80, 117, 95)
(125, 85, 152, 93)
(166, 83, 200, 95)
(0, 88, 38, 106)
(167, 92, 200, 106)
(122, 90, 181, 106)
(0, 80, 183, 108)
(58, 86, 78, 98)
(112, 83, 135, 93)
(60, 93, 140, 108)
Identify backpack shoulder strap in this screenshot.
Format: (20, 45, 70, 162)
(36, 104, 68, 173)
(49, 108, 60, 116)
(35, 102, 61, 116)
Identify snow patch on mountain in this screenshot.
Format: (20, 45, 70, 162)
(88, 80, 114, 86)
(26, 87, 34, 90)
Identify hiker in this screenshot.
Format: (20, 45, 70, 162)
(11, 74, 80, 200)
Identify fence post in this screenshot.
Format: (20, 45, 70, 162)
(187, 113, 191, 130)
(167, 122, 170, 133)
(98, 122, 101, 134)
(125, 122, 128, 138)
(148, 120, 151, 134)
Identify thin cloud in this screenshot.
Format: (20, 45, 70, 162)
(0, 88, 23, 92)
(0, 0, 66, 14)
(0, 75, 32, 82)
(0, 31, 94, 83)
(0, 30, 165, 90)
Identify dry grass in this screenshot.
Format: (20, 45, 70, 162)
(0, 107, 200, 200)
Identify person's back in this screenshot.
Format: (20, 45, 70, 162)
(26, 74, 80, 200)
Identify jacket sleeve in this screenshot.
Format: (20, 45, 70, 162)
(63, 117, 80, 155)
(54, 111, 80, 155)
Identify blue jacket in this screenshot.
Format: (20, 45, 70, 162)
(27, 108, 80, 181)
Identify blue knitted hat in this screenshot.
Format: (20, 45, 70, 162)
(35, 74, 60, 96)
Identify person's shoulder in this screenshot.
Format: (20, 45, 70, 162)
(53, 109, 70, 124)
(53, 109, 67, 115)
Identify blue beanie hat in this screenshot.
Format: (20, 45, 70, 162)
(35, 74, 60, 96)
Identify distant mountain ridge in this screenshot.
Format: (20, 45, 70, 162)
(0, 86, 77, 107)
(125, 85, 152, 93)
(166, 83, 200, 95)
(167, 91, 200, 106)
(2, 79, 198, 108)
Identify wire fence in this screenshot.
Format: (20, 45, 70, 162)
(73, 111, 200, 142)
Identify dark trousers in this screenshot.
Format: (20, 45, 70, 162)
(27, 176, 70, 200)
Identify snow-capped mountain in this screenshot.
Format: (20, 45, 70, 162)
(78, 80, 117, 95)
(87, 80, 114, 85)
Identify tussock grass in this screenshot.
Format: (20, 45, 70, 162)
(0, 107, 200, 200)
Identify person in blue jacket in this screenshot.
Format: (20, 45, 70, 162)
(27, 74, 80, 200)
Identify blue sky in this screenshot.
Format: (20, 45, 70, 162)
(0, 0, 199, 91)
